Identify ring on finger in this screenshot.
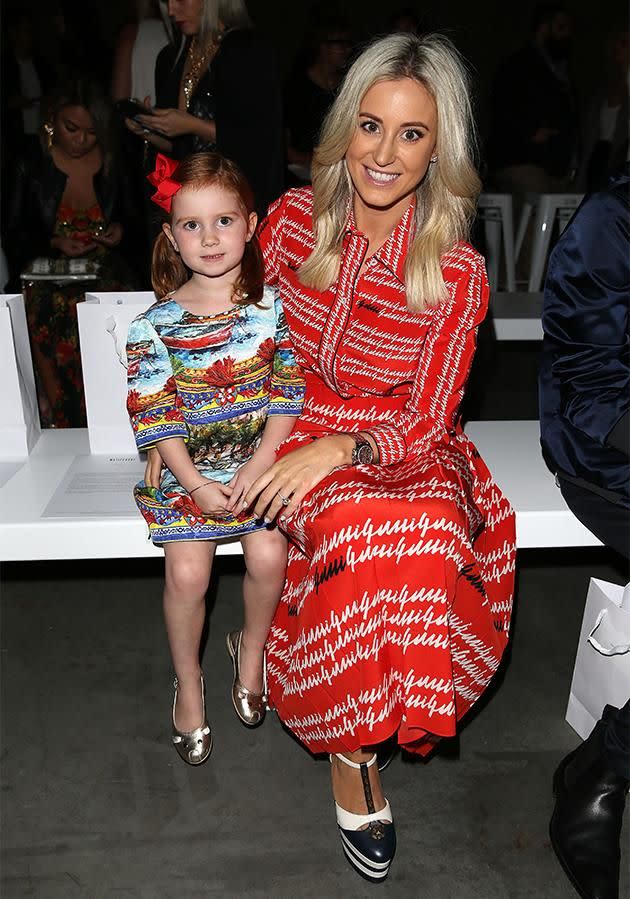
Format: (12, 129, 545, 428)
(279, 494, 291, 506)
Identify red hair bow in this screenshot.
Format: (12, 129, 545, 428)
(147, 153, 182, 213)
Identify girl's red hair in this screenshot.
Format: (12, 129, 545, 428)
(151, 152, 265, 305)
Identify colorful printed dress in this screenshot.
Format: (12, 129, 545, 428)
(25, 202, 131, 428)
(259, 187, 517, 756)
(126, 287, 304, 544)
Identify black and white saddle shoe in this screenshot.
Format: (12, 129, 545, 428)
(331, 752, 396, 883)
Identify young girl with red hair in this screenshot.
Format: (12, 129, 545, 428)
(126, 152, 304, 764)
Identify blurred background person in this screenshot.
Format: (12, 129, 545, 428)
(126, 0, 284, 217)
(111, 0, 171, 105)
(577, 23, 629, 193)
(284, 12, 352, 183)
(487, 3, 577, 200)
(5, 78, 136, 428)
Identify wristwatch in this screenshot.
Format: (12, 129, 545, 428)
(349, 432, 375, 465)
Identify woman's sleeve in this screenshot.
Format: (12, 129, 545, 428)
(256, 192, 286, 286)
(268, 291, 305, 416)
(369, 255, 489, 465)
(126, 314, 188, 449)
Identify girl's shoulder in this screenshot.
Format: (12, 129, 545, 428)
(133, 296, 181, 327)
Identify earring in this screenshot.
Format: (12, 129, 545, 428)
(430, 156, 438, 164)
(44, 122, 54, 152)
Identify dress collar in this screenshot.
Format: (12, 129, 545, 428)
(344, 199, 415, 285)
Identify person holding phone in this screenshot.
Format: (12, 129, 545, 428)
(6, 77, 135, 427)
(125, 0, 284, 217)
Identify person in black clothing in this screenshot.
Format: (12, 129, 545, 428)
(539, 167, 629, 899)
(284, 15, 352, 180)
(126, 0, 284, 218)
(6, 79, 135, 427)
(487, 3, 577, 197)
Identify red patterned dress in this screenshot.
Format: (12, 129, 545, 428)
(258, 187, 516, 756)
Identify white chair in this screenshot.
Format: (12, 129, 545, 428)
(515, 193, 584, 292)
(476, 193, 516, 292)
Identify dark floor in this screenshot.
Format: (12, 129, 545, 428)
(1, 343, 629, 898)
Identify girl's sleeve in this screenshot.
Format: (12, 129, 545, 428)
(369, 254, 489, 465)
(268, 291, 305, 417)
(126, 314, 188, 449)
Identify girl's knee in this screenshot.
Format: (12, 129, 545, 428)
(165, 553, 210, 597)
(243, 530, 287, 581)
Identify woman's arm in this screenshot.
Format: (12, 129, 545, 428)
(111, 23, 136, 100)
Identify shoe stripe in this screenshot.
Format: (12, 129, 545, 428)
(339, 830, 392, 871)
(341, 842, 389, 880)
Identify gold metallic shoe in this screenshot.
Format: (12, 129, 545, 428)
(171, 675, 212, 765)
(226, 630, 267, 727)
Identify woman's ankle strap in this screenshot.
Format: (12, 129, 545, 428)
(330, 752, 377, 770)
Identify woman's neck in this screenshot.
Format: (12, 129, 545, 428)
(352, 194, 413, 256)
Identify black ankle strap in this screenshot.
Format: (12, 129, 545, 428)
(360, 762, 376, 815)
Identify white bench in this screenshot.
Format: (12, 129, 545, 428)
(0, 421, 600, 562)
(490, 292, 543, 341)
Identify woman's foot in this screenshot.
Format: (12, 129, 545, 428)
(331, 750, 386, 818)
(331, 751, 396, 882)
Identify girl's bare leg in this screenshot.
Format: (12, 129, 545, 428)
(163, 540, 215, 731)
(238, 528, 287, 693)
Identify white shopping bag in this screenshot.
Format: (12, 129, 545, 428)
(0, 294, 41, 458)
(77, 291, 155, 454)
(566, 578, 630, 740)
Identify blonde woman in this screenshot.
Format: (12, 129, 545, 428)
(243, 33, 517, 881)
(126, 0, 284, 214)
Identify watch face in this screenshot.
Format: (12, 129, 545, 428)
(355, 441, 374, 465)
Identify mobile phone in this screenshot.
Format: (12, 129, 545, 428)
(115, 98, 154, 120)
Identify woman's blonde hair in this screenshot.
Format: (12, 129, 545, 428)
(199, 0, 252, 45)
(300, 32, 481, 310)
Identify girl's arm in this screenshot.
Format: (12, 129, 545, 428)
(157, 437, 232, 515)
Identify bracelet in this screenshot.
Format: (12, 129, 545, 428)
(189, 482, 207, 496)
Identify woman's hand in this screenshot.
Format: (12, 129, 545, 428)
(191, 480, 233, 517)
(50, 236, 96, 257)
(136, 107, 198, 139)
(242, 435, 354, 523)
(225, 447, 277, 513)
(145, 447, 163, 488)
(94, 222, 123, 248)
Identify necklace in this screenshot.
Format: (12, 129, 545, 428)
(182, 36, 217, 109)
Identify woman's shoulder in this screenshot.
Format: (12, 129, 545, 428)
(266, 185, 313, 223)
(440, 241, 485, 276)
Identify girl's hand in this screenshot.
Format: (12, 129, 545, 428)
(51, 236, 96, 257)
(191, 480, 233, 517)
(136, 107, 196, 138)
(242, 436, 352, 523)
(225, 448, 277, 513)
(94, 222, 123, 248)
(145, 447, 163, 488)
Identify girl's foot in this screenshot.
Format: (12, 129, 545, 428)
(171, 674, 212, 765)
(236, 632, 264, 694)
(173, 671, 205, 732)
(226, 631, 267, 727)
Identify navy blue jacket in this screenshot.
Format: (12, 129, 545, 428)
(539, 167, 630, 503)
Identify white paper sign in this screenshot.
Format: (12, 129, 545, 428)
(42, 454, 146, 519)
